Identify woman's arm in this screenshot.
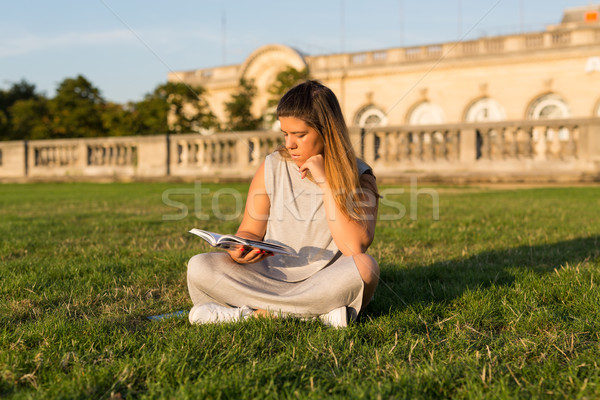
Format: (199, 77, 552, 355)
(300, 155, 379, 256)
(228, 161, 272, 264)
(320, 173, 378, 256)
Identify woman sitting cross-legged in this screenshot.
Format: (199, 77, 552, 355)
(187, 80, 380, 327)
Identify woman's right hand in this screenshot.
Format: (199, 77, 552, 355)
(227, 245, 273, 264)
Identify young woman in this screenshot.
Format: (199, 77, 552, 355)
(187, 80, 380, 327)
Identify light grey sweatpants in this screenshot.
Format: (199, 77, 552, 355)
(187, 252, 365, 320)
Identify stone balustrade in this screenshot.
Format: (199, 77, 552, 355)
(169, 131, 283, 179)
(175, 25, 600, 85)
(1, 118, 599, 183)
(358, 119, 599, 182)
(308, 26, 600, 71)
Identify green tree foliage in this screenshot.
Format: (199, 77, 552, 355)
(10, 97, 51, 140)
(152, 82, 218, 133)
(131, 95, 169, 135)
(48, 75, 107, 138)
(224, 78, 263, 131)
(0, 79, 42, 140)
(0, 76, 216, 139)
(101, 102, 139, 137)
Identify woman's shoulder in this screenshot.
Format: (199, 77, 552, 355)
(263, 150, 288, 190)
(356, 158, 378, 196)
(356, 158, 374, 177)
(264, 150, 281, 169)
(265, 148, 288, 164)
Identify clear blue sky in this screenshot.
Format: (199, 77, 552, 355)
(0, 0, 590, 104)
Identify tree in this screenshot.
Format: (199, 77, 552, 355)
(224, 78, 263, 131)
(152, 82, 218, 134)
(48, 75, 107, 138)
(0, 79, 42, 140)
(0, 110, 9, 140)
(1, 77, 218, 139)
(10, 97, 51, 140)
(0, 79, 38, 110)
(131, 94, 169, 135)
(101, 102, 138, 137)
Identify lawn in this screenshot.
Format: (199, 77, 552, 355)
(1, 182, 599, 399)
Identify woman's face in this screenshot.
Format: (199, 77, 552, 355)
(279, 116, 324, 167)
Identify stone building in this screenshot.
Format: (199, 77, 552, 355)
(168, 4, 600, 131)
(2, 5, 599, 182)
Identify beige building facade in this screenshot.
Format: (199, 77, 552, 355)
(2, 6, 600, 183)
(168, 5, 600, 131)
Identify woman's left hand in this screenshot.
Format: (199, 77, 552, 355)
(299, 154, 326, 184)
(228, 245, 273, 264)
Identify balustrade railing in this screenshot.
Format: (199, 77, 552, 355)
(0, 118, 598, 181)
(87, 142, 137, 166)
(361, 128, 461, 164)
(307, 26, 599, 71)
(474, 123, 579, 161)
(33, 144, 79, 167)
(357, 118, 598, 177)
(169, 131, 284, 178)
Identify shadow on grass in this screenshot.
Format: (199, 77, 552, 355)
(365, 235, 600, 318)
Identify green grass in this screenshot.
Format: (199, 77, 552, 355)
(1, 182, 599, 399)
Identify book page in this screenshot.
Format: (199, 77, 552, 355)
(189, 229, 296, 255)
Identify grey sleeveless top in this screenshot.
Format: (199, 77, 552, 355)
(248, 151, 372, 282)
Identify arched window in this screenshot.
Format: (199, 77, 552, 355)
(354, 105, 387, 128)
(465, 97, 506, 122)
(406, 102, 446, 156)
(354, 105, 387, 161)
(527, 94, 571, 141)
(527, 93, 570, 120)
(407, 102, 446, 125)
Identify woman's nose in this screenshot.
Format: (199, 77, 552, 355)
(285, 136, 297, 149)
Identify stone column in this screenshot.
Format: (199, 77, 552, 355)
(137, 135, 168, 178)
(533, 127, 547, 161)
(0, 141, 27, 178)
(348, 127, 362, 158)
(459, 128, 477, 163)
(579, 119, 600, 166)
(76, 139, 87, 168)
(237, 137, 251, 167)
(363, 131, 376, 164)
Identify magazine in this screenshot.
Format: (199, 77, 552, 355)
(188, 229, 296, 256)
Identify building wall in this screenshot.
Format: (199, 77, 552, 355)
(331, 49, 598, 125)
(168, 9, 600, 130)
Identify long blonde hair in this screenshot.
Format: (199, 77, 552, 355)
(276, 80, 366, 222)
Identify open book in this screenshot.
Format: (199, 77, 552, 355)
(188, 229, 296, 256)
